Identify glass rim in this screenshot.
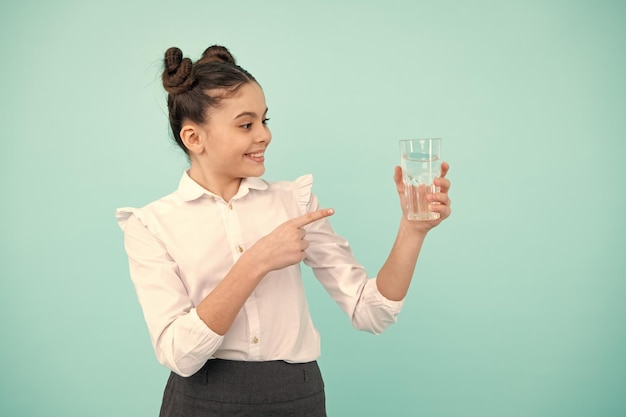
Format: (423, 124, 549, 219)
(399, 138, 442, 143)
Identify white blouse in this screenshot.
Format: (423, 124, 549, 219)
(116, 172, 403, 377)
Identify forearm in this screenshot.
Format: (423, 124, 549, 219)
(376, 217, 428, 301)
(196, 251, 267, 335)
(196, 208, 334, 336)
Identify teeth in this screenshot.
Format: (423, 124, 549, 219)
(247, 152, 264, 158)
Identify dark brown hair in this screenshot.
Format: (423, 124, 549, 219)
(161, 45, 257, 153)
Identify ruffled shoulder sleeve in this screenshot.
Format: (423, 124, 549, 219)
(115, 207, 149, 232)
(293, 174, 313, 215)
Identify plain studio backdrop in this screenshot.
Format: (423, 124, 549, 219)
(1, 1, 624, 416)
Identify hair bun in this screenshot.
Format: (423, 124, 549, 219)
(199, 45, 236, 65)
(162, 47, 194, 95)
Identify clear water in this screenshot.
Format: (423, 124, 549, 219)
(401, 153, 441, 220)
(401, 153, 441, 185)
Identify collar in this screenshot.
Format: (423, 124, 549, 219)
(177, 171, 268, 202)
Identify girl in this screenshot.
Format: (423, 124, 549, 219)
(117, 45, 451, 417)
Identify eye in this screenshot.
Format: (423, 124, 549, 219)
(262, 118, 270, 125)
(240, 123, 252, 129)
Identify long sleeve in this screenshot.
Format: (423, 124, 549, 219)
(117, 172, 400, 370)
(295, 176, 404, 334)
(119, 211, 224, 377)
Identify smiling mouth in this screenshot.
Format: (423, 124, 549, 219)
(244, 151, 265, 162)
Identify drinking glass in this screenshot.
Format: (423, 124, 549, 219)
(399, 138, 442, 220)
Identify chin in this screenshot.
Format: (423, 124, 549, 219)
(246, 166, 265, 178)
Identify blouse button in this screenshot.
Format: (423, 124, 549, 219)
(252, 336, 259, 344)
(237, 245, 244, 253)
(228, 203, 233, 210)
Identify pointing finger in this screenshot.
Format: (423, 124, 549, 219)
(288, 208, 335, 229)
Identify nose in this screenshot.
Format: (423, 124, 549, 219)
(256, 124, 271, 145)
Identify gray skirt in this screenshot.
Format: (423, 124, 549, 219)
(159, 360, 326, 417)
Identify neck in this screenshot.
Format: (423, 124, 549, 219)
(188, 163, 241, 202)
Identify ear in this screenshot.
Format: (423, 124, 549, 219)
(180, 123, 205, 155)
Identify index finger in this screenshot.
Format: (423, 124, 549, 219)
(439, 161, 450, 178)
(288, 208, 335, 228)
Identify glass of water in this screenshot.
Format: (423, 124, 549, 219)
(399, 138, 442, 220)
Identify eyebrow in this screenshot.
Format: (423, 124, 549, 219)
(233, 108, 268, 120)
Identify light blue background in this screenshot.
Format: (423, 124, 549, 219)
(1, 1, 625, 416)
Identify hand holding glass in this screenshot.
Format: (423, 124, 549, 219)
(399, 138, 442, 220)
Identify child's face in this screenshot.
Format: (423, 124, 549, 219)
(195, 82, 271, 182)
